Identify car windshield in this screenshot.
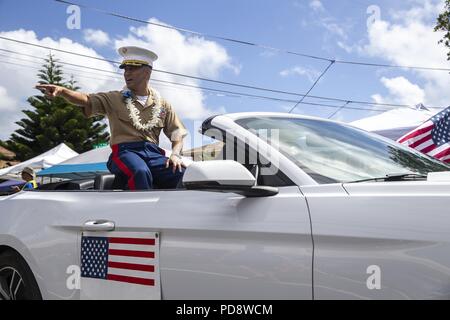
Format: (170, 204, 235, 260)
(235, 116, 450, 184)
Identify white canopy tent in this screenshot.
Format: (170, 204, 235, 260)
(349, 104, 437, 141)
(0, 143, 78, 179)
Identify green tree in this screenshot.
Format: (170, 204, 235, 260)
(435, 0, 450, 61)
(4, 54, 109, 161)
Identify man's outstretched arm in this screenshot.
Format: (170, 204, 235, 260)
(35, 84, 90, 107)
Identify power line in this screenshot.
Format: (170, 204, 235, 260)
(0, 36, 118, 64)
(328, 101, 351, 119)
(0, 58, 391, 113)
(0, 60, 122, 83)
(0, 48, 119, 75)
(52, 0, 450, 72)
(0, 48, 399, 114)
(53, 0, 333, 63)
(0, 37, 420, 109)
(0, 52, 121, 80)
(335, 60, 450, 72)
(153, 78, 391, 112)
(288, 60, 335, 113)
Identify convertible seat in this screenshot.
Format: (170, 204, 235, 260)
(94, 174, 127, 190)
(94, 173, 184, 190)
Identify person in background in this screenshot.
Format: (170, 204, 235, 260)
(11, 166, 38, 192)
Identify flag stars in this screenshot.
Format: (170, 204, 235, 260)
(81, 236, 109, 279)
(431, 109, 450, 148)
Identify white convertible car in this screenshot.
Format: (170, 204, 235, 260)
(1, 112, 450, 300)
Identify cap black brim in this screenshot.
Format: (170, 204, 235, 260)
(119, 63, 152, 69)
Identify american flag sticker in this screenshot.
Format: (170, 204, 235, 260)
(80, 231, 160, 300)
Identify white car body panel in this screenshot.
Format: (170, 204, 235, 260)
(1, 112, 450, 299)
(0, 186, 312, 299)
(302, 182, 450, 299)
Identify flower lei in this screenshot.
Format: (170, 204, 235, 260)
(121, 86, 164, 132)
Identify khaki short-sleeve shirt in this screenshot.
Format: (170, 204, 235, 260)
(82, 89, 187, 146)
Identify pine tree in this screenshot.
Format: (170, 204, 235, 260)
(435, 0, 450, 61)
(4, 54, 109, 161)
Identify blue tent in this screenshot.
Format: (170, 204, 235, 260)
(37, 162, 108, 179)
(0, 179, 24, 193)
(37, 147, 110, 179)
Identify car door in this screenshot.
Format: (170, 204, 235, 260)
(14, 189, 162, 300)
(302, 181, 450, 299)
(71, 180, 312, 299)
(69, 190, 162, 300)
(155, 184, 312, 299)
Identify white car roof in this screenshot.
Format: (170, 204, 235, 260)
(216, 112, 344, 124)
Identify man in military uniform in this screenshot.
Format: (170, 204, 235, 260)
(36, 46, 188, 190)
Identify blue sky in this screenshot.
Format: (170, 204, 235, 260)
(0, 0, 449, 148)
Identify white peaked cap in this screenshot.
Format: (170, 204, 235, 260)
(118, 46, 158, 68)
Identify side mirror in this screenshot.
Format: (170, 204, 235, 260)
(182, 160, 278, 197)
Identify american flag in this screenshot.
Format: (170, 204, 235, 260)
(397, 106, 450, 163)
(81, 232, 158, 287)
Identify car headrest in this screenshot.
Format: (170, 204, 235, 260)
(94, 174, 116, 190)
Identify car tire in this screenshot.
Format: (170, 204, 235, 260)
(0, 250, 42, 300)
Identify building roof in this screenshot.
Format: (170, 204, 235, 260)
(0, 146, 15, 160)
(183, 142, 224, 161)
(0, 160, 20, 169)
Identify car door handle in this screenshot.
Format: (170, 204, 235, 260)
(83, 220, 115, 232)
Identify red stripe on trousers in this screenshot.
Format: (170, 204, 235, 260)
(111, 144, 136, 190)
(108, 261, 155, 272)
(109, 249, 155, 258)
(107, 274, 155, 286)
(109, 237, 155, 245)
(157, 147, 166, 156)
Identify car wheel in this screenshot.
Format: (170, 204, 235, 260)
(0, 250, 42, 300)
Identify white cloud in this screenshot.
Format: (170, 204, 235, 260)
(83, 29, 111, 46)
(371, 76, 425, 106)
(309, 0, 324, 12)
(279, 66, 321, 82)
(259, 50, 277, 58)
(320, 19, 348, 40)
(0, 29, 118, 139)
(0, 29, 117, 93)
(337, 40, 356, 53)
(0, 86, 20, 140)
(305, 0, 349, 42)
(0, 86, 18, 112)
(114, 18, 237, 120)
(390, 0, 444, 24)
(362, 0, 450, 108)
(0, 21, 237, 142)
